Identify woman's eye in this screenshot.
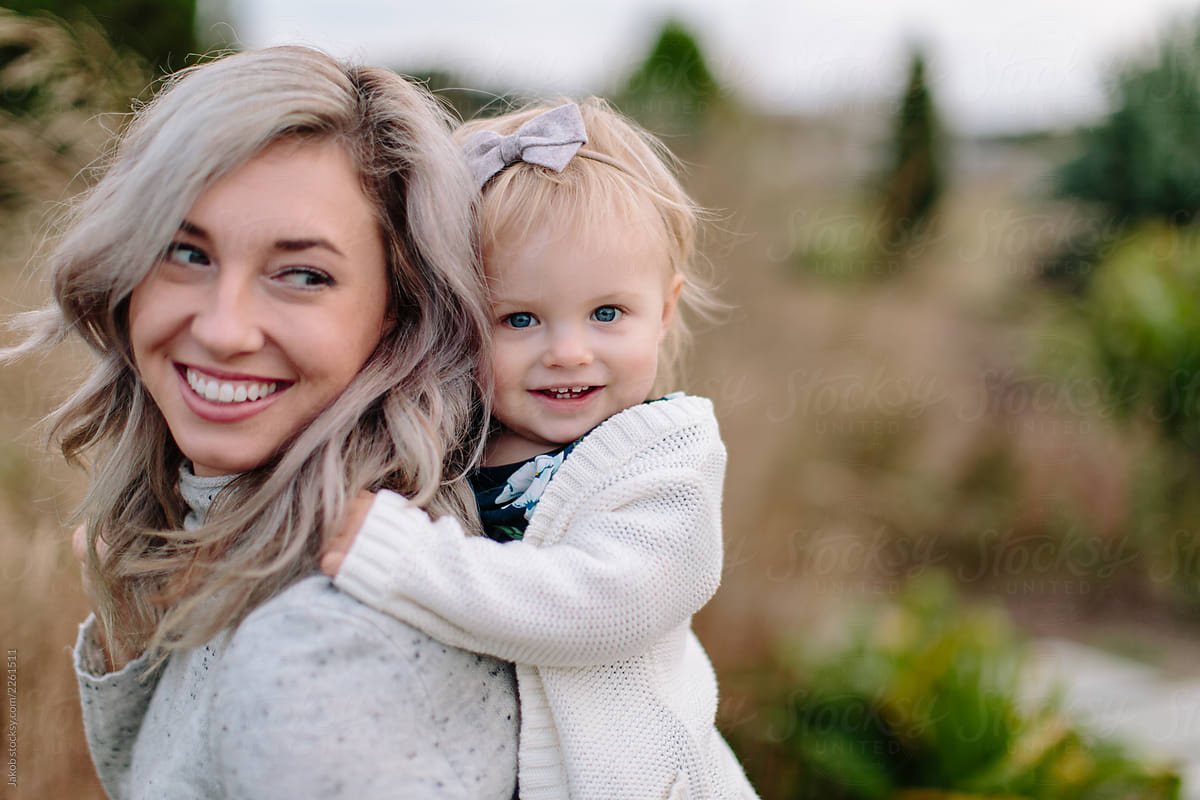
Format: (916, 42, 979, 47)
(163, 242, 210, 267)
(591, 306, 621, 323)
(503, 312, 537, 329)
(275, 267, 334, 289)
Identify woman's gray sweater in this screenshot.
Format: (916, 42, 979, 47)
(73, 469, 519, 799)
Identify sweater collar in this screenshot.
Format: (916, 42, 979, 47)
(178, 464, 236, 531)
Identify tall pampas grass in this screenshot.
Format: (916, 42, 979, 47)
(1, 10, 148, 798)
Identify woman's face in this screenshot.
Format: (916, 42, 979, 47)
(128, 139, 391, 476)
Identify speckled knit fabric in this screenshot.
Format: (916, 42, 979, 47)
(74, 467, 519, 799)
(335, 395, 759, 799)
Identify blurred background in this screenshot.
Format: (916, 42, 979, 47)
(6, 0, 1200, 797)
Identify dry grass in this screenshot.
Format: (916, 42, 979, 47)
(0, 11, 145, 796)
(2, 205, 101, 797)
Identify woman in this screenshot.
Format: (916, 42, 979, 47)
(14, 46, 517, 798)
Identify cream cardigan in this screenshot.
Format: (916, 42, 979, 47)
(335, 394, 758, 800)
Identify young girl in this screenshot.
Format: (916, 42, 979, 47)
(322, 99, 758, 800)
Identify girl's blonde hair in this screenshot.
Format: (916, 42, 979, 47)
(10, 46, 490, 658)
(457, 97, 715, 386)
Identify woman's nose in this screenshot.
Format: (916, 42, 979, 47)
(543, 327, 593, 368)
(189, 272, 265, 358)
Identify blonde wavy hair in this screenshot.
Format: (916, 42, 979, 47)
(9, 46, 490, 659)
(457, 97, 716, 389)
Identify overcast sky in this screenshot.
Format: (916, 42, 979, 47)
(211, 0, 1200, 134)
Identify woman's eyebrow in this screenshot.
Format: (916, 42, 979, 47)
(178, 219, 208, 238)
(275, 237, 345, 257)
(176, 220, 344, 257)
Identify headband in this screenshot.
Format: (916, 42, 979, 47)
(462, 103, 589, 188)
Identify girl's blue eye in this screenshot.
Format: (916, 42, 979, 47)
(164, 242, 210, 267)
(591, 306, 621, 323)
(505, 312, 537, 329)
(276, 267, 334, 289)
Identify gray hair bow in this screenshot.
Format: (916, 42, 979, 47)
(463, 103, 587, 188)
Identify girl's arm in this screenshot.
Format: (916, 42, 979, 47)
(330, 427, 725, 668)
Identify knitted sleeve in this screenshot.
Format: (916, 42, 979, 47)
(334, 405, 725, 668)
(74, 615, 159, 800)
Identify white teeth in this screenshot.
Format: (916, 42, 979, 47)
(186, 368, 281, 405)
(544, 386, 592, 398)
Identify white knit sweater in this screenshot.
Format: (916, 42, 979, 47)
(335, 394, 758, 800)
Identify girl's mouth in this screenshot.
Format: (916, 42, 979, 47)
(181, 366, 284, 404)
(536, 386, 598, 400)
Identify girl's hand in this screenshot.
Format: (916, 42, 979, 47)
(320, 491, 376, 577)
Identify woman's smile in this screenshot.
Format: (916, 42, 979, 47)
(182, 365, 284, 404)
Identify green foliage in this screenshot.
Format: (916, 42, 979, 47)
(1056, 16, 1200, 225)
(1078, 223, 1200, 608)
(878, 49, 944, 254)
(1083, 223, 1200, 453)
(730, 573, 1179, 800)
(618, 19, 721, 135)
(6, 0, 197, 73)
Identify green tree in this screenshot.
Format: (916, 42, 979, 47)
(879, 49, 944, 254)
(618, 19, 721, 135)
(1056, 16, 1200, 224)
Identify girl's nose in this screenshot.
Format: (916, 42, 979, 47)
(190, 272, 265, 358)
(543, 327, 593, 368)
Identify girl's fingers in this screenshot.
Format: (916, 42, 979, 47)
(320, 491, 374, 578)
(323, 491, 375, 553)
(320, 552, 345, 577)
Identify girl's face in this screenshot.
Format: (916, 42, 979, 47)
(483, 219, 683, 466)
(128, 139, 391, 476)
